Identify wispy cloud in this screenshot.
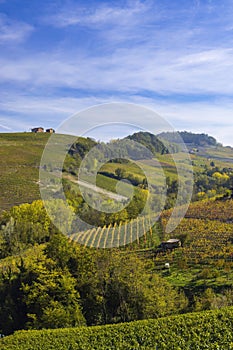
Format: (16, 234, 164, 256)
(1, 46, 233, 95)
(0, 114, 33, 131)
(0, 122, 12, 130)
(0, 0, 233, 144)
(44, 0, 152, 28)
(2, 1, 233, 96)
(0, 92, 233, 146)
(0, 13, 33, 43)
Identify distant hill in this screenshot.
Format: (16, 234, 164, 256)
(126, 131, 169, 155)
(159, 131, 218, 147)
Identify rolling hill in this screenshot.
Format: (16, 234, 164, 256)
(0, 131, 233, 212)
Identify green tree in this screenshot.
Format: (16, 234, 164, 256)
(23, 267, 86, 329)
(0, 248, 86, 335)
(115, 167, 126, 179)
(0, 200, 54, 258)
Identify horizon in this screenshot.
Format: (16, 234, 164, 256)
(0, 1, 233, 145)
(1, 128, 232, 148)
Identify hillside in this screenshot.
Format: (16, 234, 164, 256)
(64, 198, 233, 288)
(0, 133, 50, 211)
(158, 198, 233, 288)
(0, 197, 233, 336)
(159, 131, 218, 147)
(126, 131, 170, 155)
(159, 131, 233, 164)
(0, 133, 95, 212)
(1, 132, 233, 214)
(1, 307, 233, 350)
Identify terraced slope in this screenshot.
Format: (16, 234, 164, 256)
(1, 307, 233, 350)
(0, 133, 50, 211)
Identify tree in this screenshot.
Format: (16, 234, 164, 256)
(0, 200, 57, 258)
(115, 167, 126, 179)
(0, 248, 86, 335)
(103, 252, 188, 322)
(194, 288, 216, 311)
(72, 249, 188, 324)
(22, 257, 86, 329)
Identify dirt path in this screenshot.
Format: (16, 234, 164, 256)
(68, 177, 128, 202)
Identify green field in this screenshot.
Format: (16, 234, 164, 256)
(1, 132, 233, 212)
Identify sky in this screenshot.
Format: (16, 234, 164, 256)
(0, 0, 233, 145)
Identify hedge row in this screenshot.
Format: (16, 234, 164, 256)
(1, 307, 233, 350)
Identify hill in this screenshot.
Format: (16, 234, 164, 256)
(1, 131, 233, 214)
(0, 133, 95, 212)
(0, 198, 233, 332)
(126, 131, 169, 155)
(0, 133, 50, 211)
(1, 307, 233, 350)
(157, 198, 233, 288)
(159, 131, 218, 147)
(1, 132, 233, 347)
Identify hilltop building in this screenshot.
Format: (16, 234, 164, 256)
(46, 128, 55, 133)
(31, 127, 55, 133)
(31, 127, 44, 133)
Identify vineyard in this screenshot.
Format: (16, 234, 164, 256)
(164, 199, 233, 222)
(67, 199, 233, 289)
(1, 191, 233, 339)
(159, 218, 233, 262)
(69, 214, 159, 248)
(1, 307, 233, 350)
(70, 199, 233, 257)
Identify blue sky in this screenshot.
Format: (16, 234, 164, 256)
(0, 0, 233, 144)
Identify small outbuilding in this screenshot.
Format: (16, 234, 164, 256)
(46, 128, 55, 133)
(158, 238, 181, 250)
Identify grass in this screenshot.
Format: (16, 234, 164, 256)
(0, 133, 50, 211)
(160, 263, 233, 289)
(99, 155, 179, 185)
(99, 161, 145, 177)
(63, 173, 144, 205)
(1, 132, 233, 212)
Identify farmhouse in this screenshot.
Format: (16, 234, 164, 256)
(31, 127, 44, 133)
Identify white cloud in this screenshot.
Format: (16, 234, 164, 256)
(0, 115, 34, 131)
(0, 1, 233, 146)
(1, 2, 233, 96)
(0, 13, 33, 43)
(1, 46, 233, 96)
(0, 93, 232, 146)
(44, 0, 151, 28)
(0, 122, 12, 130)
